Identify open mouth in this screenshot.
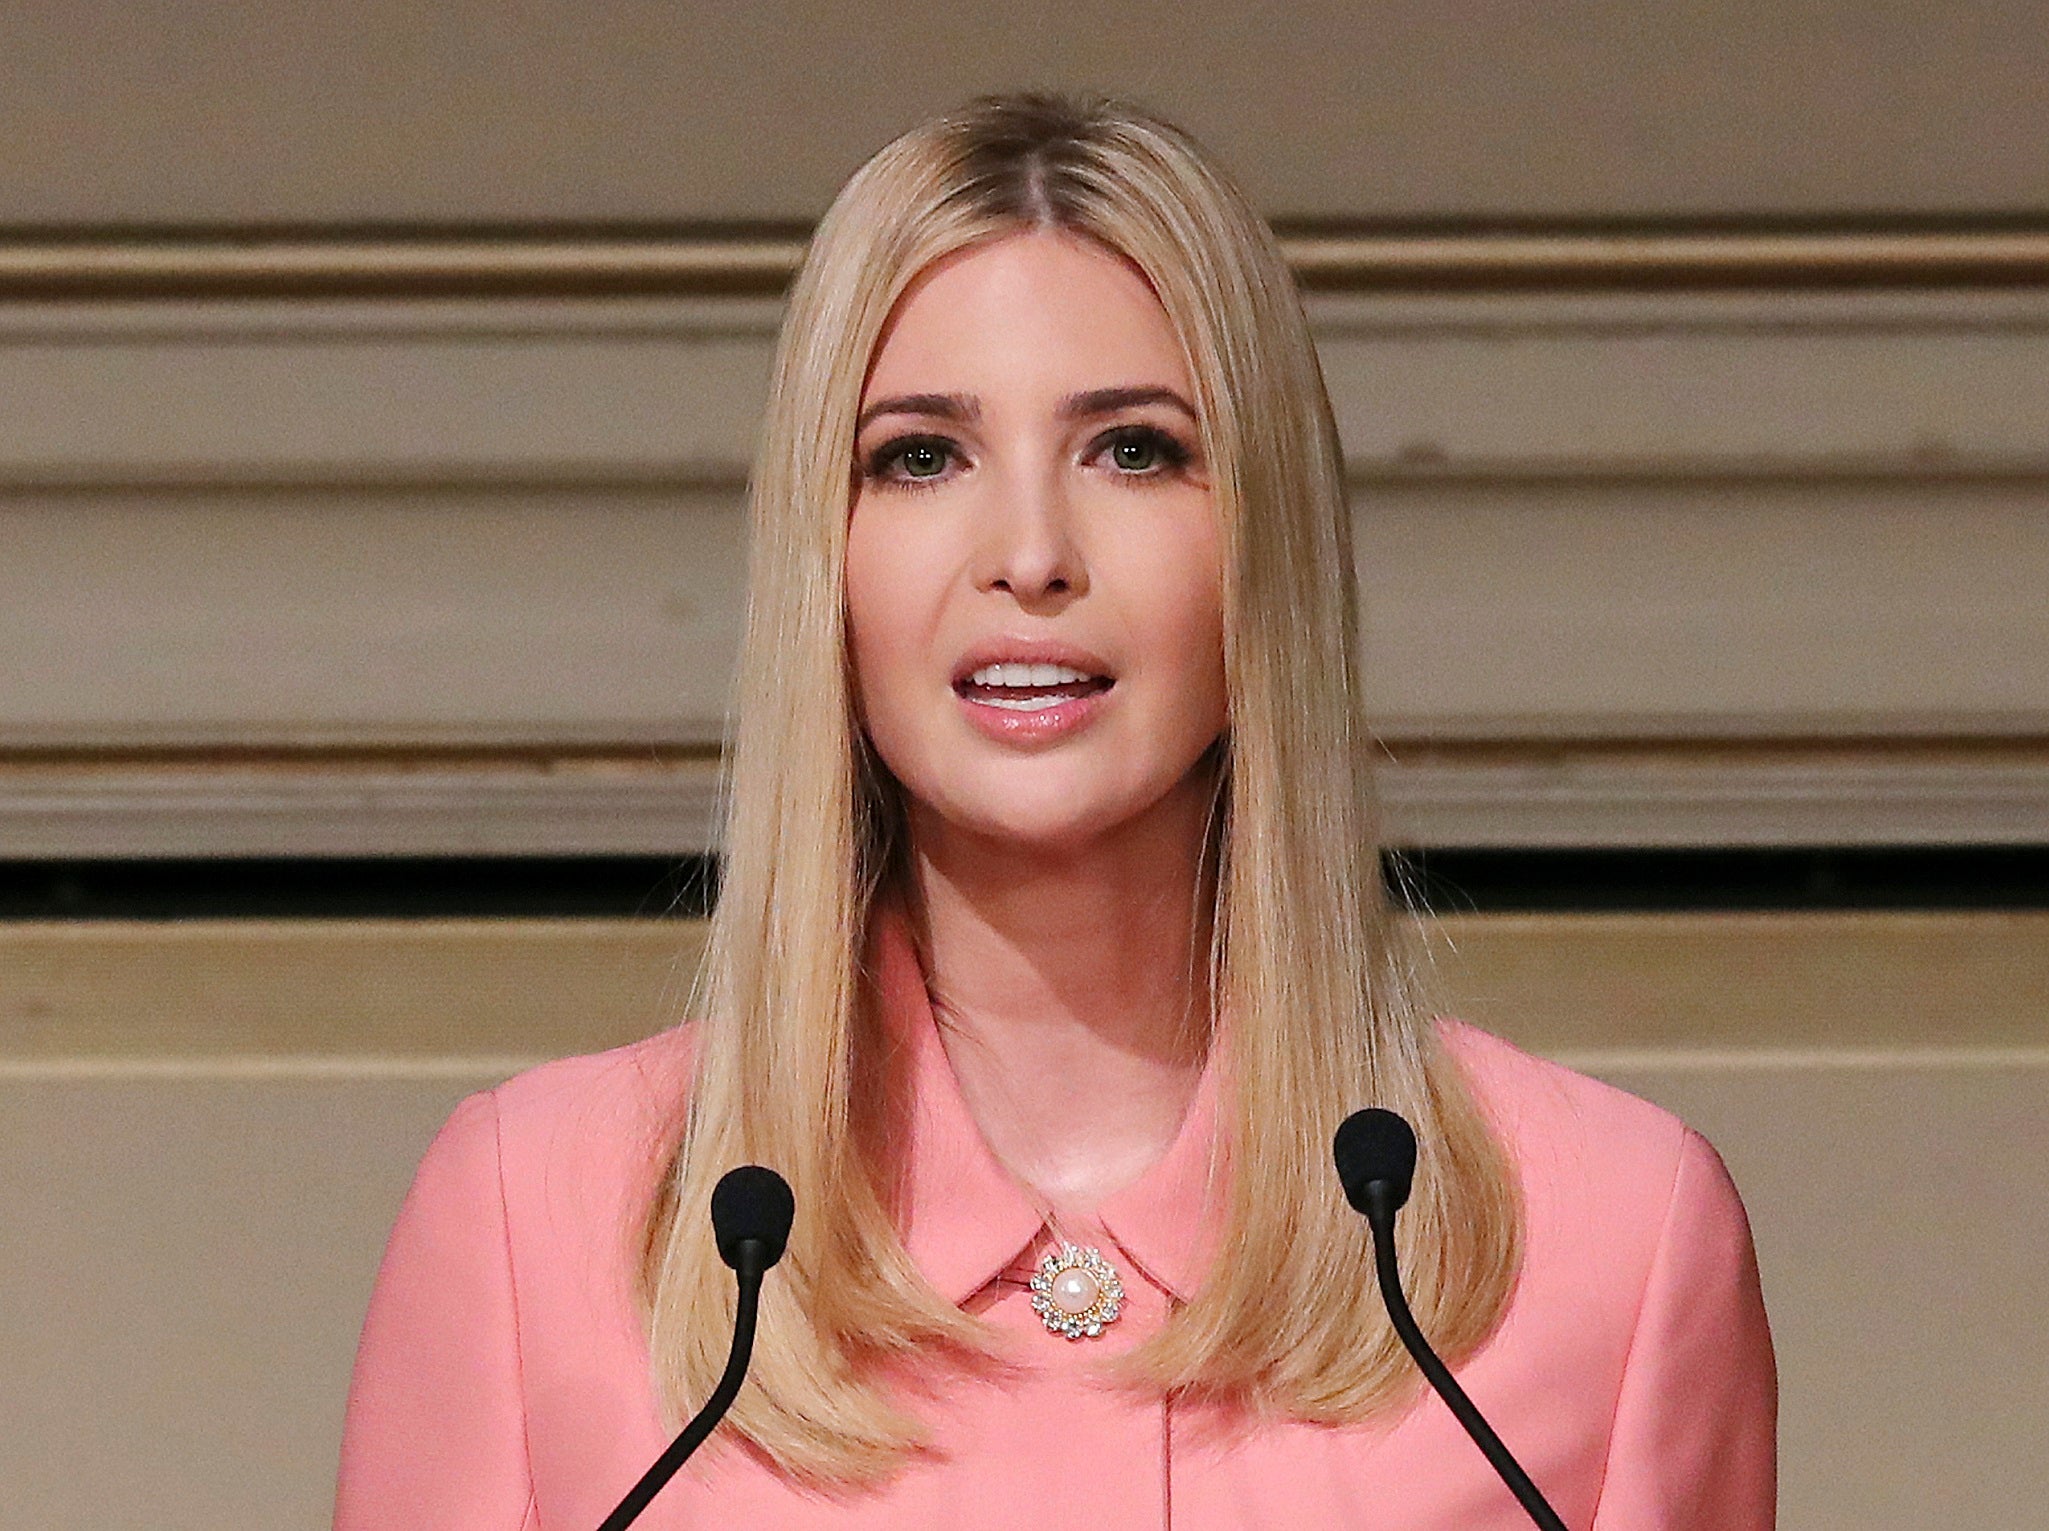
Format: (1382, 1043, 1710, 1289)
(955, 662, 1115, 712)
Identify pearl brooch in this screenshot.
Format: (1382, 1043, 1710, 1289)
(1029, 1244, 1124, 1340)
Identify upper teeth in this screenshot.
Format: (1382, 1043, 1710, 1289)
(970, 663, 1093, 687)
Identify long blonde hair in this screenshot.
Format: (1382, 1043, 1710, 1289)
(641, 93, 1521, 1486)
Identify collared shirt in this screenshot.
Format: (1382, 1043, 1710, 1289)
(337, 914, 1775, 1529)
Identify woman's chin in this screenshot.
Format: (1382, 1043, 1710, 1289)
(934, 805, 1131, 858)
(909, 779, 1201, 864)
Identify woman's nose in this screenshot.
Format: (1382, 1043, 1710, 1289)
(975, 462, 1087, 608)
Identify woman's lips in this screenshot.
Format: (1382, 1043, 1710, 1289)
(953, 673, 1114, 743)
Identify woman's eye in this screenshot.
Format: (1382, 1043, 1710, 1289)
(899, 441, 949, 478)
(1112, 436, 1159, 471)
(1096, 426, 1189, 476)
(866, 435, 956, 484)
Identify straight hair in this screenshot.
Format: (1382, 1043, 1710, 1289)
(640, 92, 1522, 1487)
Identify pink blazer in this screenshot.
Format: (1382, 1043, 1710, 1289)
(336, 918, 1776, 1528)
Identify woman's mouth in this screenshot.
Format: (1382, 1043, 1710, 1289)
(955, 662, 1115, 711)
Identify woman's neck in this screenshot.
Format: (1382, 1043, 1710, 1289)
(906, 768, 1217, 1218)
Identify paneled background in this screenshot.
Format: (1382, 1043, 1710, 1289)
(6, 285, 2047, 853)
(2, 5, 2045, 1526)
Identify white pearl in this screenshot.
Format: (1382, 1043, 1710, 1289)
(1049, 1267, 1101, 1315)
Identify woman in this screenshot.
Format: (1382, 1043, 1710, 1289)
(336, 94, 1775, 1528)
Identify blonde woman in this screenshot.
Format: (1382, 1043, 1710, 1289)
(337, 95, 1774, 1528)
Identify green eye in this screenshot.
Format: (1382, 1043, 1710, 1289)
(1111, 435, 1159, 471)
(900, 441, 948, 478)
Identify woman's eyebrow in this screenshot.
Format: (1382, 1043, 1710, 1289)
(1057, 385, 1198, 423)
(855, 392, 979, 431)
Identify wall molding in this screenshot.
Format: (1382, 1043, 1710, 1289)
(7, 247, 2046, 850)
(0, 752, 725, 858)
(10, 1046, 2042, 1082)
(10, 286, 2049, 492)
(4, 226, 2049, 302)
(1379, 740, 2049, 848)
(3, 741, 2043, 857)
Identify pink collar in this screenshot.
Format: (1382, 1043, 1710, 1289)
(870, 906, 1225, 1306)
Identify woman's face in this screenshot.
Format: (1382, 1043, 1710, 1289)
(846, 229, 1227, 855)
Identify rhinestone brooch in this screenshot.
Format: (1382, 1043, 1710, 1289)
(1029, 1243, 1125, 1340)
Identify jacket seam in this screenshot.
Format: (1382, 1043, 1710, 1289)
(1586, 1119, 1690, 1524)
(486, 1088, 543, 1526)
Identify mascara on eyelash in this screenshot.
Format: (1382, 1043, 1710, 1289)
(862, 435, 957, 482)
(1092, 424, 1196, 472)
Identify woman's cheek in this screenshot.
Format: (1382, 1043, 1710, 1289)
(1139, 526, 1229, 743)
(845, 517, 943, 776)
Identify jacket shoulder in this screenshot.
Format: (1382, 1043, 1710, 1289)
(473, 1027, 699, 1259)
(1439, 1018, 1730, 1343)
(1441, 1018, 1694, 1207)
(487, 1025, 698, 1142)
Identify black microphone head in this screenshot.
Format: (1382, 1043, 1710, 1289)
(1333, 1108, 1418, 1215)
(710, 1165, 795, 1270)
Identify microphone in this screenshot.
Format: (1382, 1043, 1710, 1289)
(1333, 1109, 1570, 1531)
(597, 1165, 795, 1531)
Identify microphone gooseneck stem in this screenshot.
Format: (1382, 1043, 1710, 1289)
(1364, 1183, 1571, 1531)
(597, 1240, 768, 1531)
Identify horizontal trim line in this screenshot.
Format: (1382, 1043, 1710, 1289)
(6, 741, 2046, 855)
(0, 236, 806, 300)
(0, 1054, 551, 1081)
(5, 228, 2049, 300)
(1556, 1046, 2049, 1072)
(6, 1046, 2041, 1082)
(10, 456, 2049, 500)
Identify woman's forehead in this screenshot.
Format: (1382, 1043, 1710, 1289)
(861, 230, 1191, 407)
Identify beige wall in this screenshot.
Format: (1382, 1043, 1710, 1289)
(3, 916, 2045, 1527)
(4, 1, 2047, 222)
